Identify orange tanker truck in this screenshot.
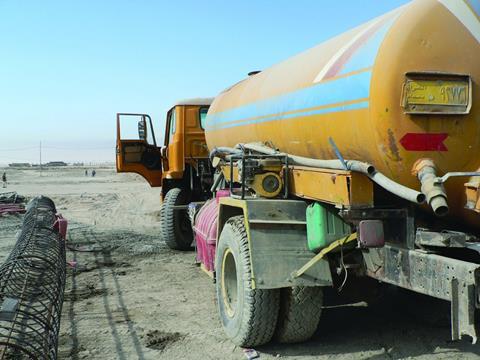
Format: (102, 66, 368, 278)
(117, 0, 480, 347)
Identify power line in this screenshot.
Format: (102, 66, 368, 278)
(0, 146, 113, 151)
(0, 155, 36, 161)
(41, 146, 113, 150)
(0, 146, 38, 151)
(39, 141, 42, 176)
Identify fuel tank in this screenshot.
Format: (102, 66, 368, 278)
(205, 0, 480, 228)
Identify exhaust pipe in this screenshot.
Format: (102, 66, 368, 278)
(413, 159, 449, 216)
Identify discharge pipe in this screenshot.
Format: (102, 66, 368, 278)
(413, 159, 449, 216)
(236, 142, 426, 205)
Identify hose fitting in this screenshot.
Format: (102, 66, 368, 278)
(413, 159, 449, 216)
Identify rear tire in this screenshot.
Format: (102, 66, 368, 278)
(160, 188, 193, 250)
(215, 216, 280, 347)
(275, 286, 323, 343)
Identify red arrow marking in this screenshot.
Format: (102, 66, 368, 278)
(399, 133, 448, 151)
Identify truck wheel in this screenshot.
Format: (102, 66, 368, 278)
(215, 216, 280, 347)
(275, 286, 323, 343)
(160, 188, 193, 250)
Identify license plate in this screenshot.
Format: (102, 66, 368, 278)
(402, 74, 471, 114)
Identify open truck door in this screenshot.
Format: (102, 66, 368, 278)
(116, 113, 163, 187)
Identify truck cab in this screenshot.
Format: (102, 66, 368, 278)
(161, 98, 213, 199)
(116, 97, 214, 249)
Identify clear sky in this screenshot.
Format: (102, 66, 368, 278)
(0, 0, 409, 164)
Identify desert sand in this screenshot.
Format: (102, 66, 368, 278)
(0, 166, 479, 359)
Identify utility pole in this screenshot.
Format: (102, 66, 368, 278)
(39, 141, 42, 176)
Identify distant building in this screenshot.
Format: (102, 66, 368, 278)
(8, 163, 31, 168)
(45, 161, 67, 167)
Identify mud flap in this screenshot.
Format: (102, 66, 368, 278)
(218, 198, 332, 289)
(451, 279, 478, 343)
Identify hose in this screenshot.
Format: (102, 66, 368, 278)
(209, 147, 243, 162)
(369, 171, 425, 204)
(242, 142, 374, 173)
(210, 171, 225, 193)
(237, 143, 425, 204)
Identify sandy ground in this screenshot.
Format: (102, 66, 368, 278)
(0, 167, 480, 359)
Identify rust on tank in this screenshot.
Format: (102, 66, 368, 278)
(387, 129, 402, 162)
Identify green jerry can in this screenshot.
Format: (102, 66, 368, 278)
(306, 202, 351, 252)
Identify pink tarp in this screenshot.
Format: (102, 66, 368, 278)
(0, 204, 25, 215)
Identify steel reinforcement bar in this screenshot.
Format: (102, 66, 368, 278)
(0, 196, 66, 359)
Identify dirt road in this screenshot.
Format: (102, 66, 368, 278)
(0, 167, 479, 359)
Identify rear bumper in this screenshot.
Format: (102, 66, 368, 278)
(363, 244, 480, 343)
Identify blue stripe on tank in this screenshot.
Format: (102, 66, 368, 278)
(467, 0, 480, 17)
(210, 101, 369, 130)
(206, 70, 372, 130)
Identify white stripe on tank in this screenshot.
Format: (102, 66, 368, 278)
(439, 0, 480, 43)
(312, 17, 384, 84)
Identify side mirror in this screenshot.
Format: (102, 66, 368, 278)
(138, 119, 147, 141)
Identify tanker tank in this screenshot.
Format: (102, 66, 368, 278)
(205, 0, 480, 229)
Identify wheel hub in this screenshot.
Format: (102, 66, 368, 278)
(221, 248, 238, 317)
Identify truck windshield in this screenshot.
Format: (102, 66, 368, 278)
(167, 109, 176, 145)
(200, 107, 208, 129)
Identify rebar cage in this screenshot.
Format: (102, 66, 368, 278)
(0, 196, 66, 359)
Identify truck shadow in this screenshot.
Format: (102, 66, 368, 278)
(62, 225, 147, 360)
(261, 285, 480, 359)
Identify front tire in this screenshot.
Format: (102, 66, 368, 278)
(160, 188, 193, 250)
(215, 216, 280, 347)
